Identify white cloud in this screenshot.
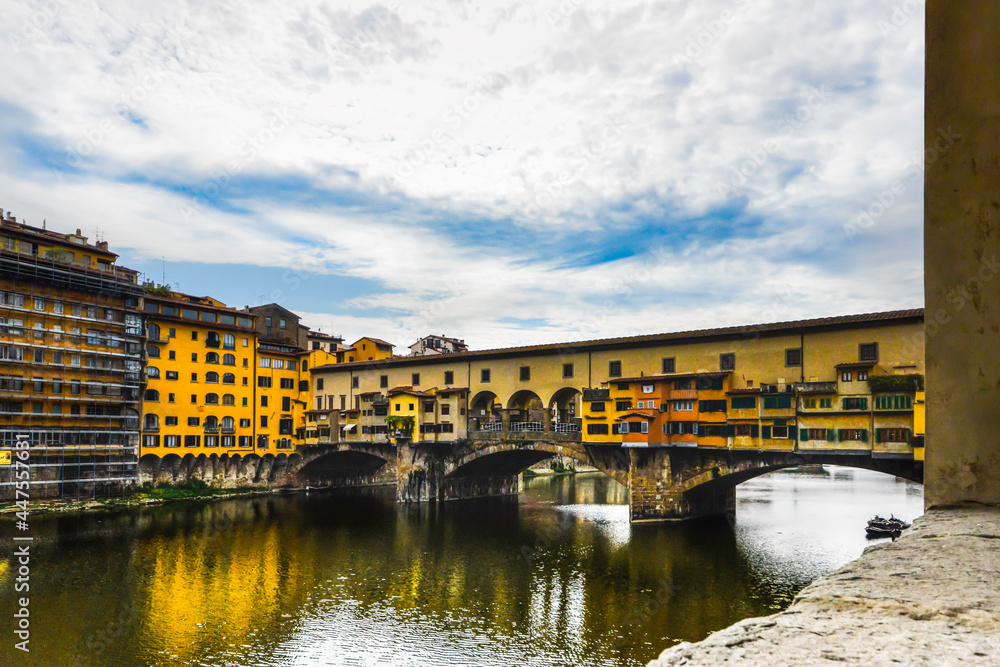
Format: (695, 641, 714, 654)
(0, 0, 924, 350)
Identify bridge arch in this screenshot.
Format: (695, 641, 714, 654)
(470, 390, 500, 419)
(444, 442, 628, 487)
(507, 389, 544, 422)
(295, 443, 397, 482)
(548, 387, 581, 423)
(673, 452, 923, 498)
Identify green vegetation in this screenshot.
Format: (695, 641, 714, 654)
(384, 415, 415, 431)
(868, 374, 924, 393)
(134, 479, 258, 500)
(142, 282, 172, 296)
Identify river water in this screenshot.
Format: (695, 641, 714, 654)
(0, 467, 922, 667)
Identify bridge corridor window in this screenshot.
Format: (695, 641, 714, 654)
(609, 360, 622, 377)
(563, 363, 574, 379)
(519, 366, 530, 381)
(720, 353, 736, 371)
(662, 357, 676, 374)
(785, 348, 802, 366)
(444, 370, 454, 385)
(481, 368, 491, 383)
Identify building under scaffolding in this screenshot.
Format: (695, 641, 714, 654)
(0, 210, 144, 500)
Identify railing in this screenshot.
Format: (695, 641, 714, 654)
(795, 381, 838, 394)
(553, 422, 581, 433)
(203, 426, 220, 434)
(478, 421, 503, 432)
(221, 427, 235, 434)
(510, 421, 544, 433)
(372, 395, 389, 405)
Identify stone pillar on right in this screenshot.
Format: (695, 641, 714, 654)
(924, 1, 1000, 507)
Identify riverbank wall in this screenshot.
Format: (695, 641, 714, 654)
(647, 506, 1000, 665)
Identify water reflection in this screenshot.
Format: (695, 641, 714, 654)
(0, 467, 922, 666)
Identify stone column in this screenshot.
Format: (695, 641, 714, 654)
(925, 1, 1000, 507)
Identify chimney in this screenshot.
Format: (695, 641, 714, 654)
(76, 228, 82, 236)
(97, 241, 109, 250)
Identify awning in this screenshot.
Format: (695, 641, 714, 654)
(343, 424, 357, 433)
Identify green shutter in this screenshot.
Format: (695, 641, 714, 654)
(751, 424, 759, 438)
(874, 429, 882, 443)
(837, 429, 845, 441)
(827, 429, 836, 442)
(800, 428, 809, 441)
(861, 429, 868, 443)
(762, 425, 772, 439)
(726, 424, 736, 437)
(860, 398, 868, 410)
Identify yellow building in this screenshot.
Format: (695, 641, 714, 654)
(139, 292, 258, 456)
(385, 386, 469, 443)
(311, 310, 926, 462)
(0, 213, 144, 499)
(351, 337, 394, 362)
(254, 341, 308, 451)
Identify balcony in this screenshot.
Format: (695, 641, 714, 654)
(203, 426, 220, 434)
(221, 426, 235, 434)
(796, 382, 838, 394)
(372, 395, 389, 405)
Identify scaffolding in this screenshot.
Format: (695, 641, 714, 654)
(0, 246, 145, 501)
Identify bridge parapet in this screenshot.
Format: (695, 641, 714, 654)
(469, 429, 583, 443)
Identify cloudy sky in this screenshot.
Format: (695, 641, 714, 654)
(1, 0, 924, 350)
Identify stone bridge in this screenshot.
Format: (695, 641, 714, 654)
(145, 432, 922, 522)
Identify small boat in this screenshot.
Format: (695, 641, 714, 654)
(866, 515, 910, 539)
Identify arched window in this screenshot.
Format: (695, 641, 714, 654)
(144, 389, 159, 402)
(147, 345, 160, 358)
(222, 354, 236, 366)
(205, 415, 219, 430)
(206, 352, 220, 364)
(206, 393, 219, 405)
(206, 372, 219, 383)
(223, 333, 235, 350)
(221, 416, 235, 431)
(146, 366, 160, 379)
(222, 373, 235, 384)
(125, 408, 139, 430)
(143, 414, 159, 430)
(222, 394, 235, 405)
(206, 331, 221, 348)
(147, 322, 160, 340)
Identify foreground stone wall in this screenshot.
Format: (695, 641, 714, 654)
(647, 507, 1000, 665)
